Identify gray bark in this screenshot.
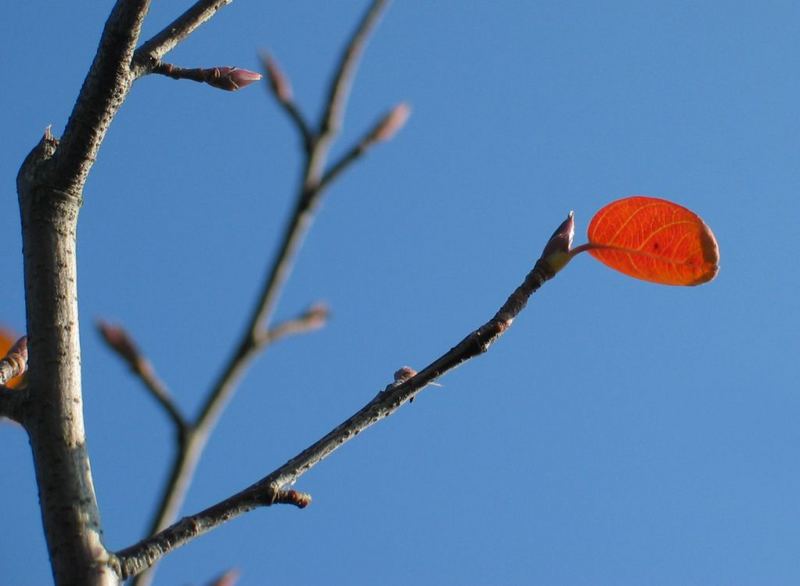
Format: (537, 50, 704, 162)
(17, 136, 119, 585)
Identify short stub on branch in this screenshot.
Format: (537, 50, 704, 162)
(0, 333, 28, 388)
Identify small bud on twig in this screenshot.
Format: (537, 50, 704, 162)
(540, 211, 575, 275)
(393, 366, 417, 384)
(362, 102, 411, 147)
(204, 67, 263, 91)
(275, 488, 312, 509)
(0, 336, 28, 388)
(97, 320, 150, 376)
(153, 62, 262, 92)
(302, 303, 330, 329)
(376, 365, 420, 401)
(259, 53, 293, 102)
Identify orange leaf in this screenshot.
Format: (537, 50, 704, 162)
(585, 196, 719, 286)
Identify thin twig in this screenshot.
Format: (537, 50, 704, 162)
(256, 303, 329, 347)
(320, 0, 389, 137)
(260, 53, 313, 149)
(138, 370, 189, 435)
(198, 0, 391, 461)
(132, 0, 233, 72)
(319, 141, 367, 190)
(320, 102, 410, 190)
(114, 231, 569, 579)
(97, 321, 189, 434)
(132, 4, 393, 584)
(248, 0, 390, 336)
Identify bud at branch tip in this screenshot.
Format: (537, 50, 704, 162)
(206, 67, 262, 91)
(540, 211, 575, 275)
(259, 52, 293, 102)
(364, 102, 411, 146)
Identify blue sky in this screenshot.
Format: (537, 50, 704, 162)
(1, 1, 798, 584)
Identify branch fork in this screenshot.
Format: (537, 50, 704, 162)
(112, 210, 573, 576)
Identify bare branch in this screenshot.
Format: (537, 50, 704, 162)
(132, 5, 398, 582)
(320, 102, 410, 190)
(320, 0, 389, 137)
(260, 53, 292, 102)
(114, 220, 570, 578)
(259, 53, 313, 149)
(130, 301, 326, 584)
(97, 321, 189, 433)
(13, 4, 155, 569)
(54, 0, 151, 196)
(256, 303, 330, 347)
(190, 0, 395, 460)
(245, 0, 390, 340)
(0, 336, 28, 386)
(133, 0, 233, 71)
(115, 486, 309, 579)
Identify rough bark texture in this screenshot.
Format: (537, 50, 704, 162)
(17, 136, 118, 585)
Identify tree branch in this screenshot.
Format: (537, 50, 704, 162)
(115, 488, 310, 579)
(249, 0, 390, 338)
(260, 53, 313, 150)
(114, 223, 571, 578)
(320, 0, 389, 137)
(207, 568, 240, 586)
(16, 1, 243, 581)
(131, 4, 398, 583)
(320, 102, 410, 190)
(132, 0, 233, 72)
(255, 303, 329, 347)
(96, 321, 189, 434)
(18, 129, 117, 583)
(54, 0, 151, 196)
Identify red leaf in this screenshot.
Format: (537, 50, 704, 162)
(585, 196, 719, 286)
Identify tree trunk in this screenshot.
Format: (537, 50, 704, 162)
(17, 136, 118, 585)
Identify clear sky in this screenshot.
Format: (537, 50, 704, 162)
(1, 1, 798, 584)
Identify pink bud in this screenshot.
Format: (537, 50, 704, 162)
(205, 67, 262, 91)
(303, 303, 330, 328)
(364, 102, 411, 146)
(209, 569, 240, 586)
(97, 320, 146, 373)
(260, 53, 293, 102)
(393, 366, 417, 384)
